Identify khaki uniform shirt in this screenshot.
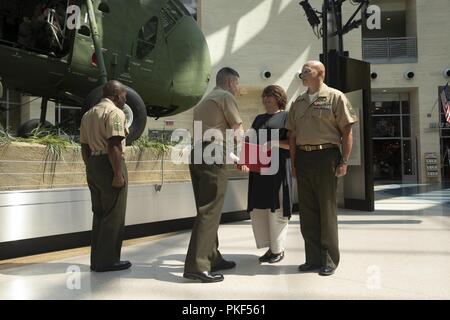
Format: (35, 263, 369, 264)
(80, 98, 128, 155)
(286, 84, 358, 145)
(193, 87, 242, 145)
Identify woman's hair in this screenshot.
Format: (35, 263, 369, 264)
(261, 85, 288, 110)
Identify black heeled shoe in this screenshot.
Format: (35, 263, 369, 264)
(268, 251, 284, 264)
(258, 249, 272, 263)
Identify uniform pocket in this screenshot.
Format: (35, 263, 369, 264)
(293, 110, 307, 137)
(295, 109, 307, 121)
(312, 107, 333, 120)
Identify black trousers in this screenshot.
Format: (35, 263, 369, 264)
(86, 155, 128, 269)
(184, 141, 229, 273)
(295, 147, 341, 269)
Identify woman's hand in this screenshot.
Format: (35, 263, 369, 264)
(262, 141, 278, 154)
(237, 164, 250, 172)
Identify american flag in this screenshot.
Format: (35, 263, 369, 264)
(440, 83, 450, 124)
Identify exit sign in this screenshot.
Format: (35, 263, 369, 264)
(164, 120, 175, 126)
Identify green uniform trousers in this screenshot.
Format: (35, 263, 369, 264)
(295, 147, 341, 269)
(184, 161, 228, 273)
(86, 154, 128, 270)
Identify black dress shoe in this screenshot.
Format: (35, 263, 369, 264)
(319, 266, 335, 276)
(268, 251, 284, 264)
(211, 260, 236, 272)
(183, 271, 224, 283)
(298, 263, 321, 272)
(258, 249, 272, 263)
(95, 261, 132, 272)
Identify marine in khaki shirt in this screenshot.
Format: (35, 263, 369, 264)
(80, 80, 132, 273)
(287, 61, 358, 277)
(285, 83, 357, 146)
(80, 98, 128, 156)
(193, 87, 243, 145)
(184, 67, 244, 283)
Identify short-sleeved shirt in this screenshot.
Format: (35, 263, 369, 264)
(285, 83, 358, 145)
(193, 87, 242, 145)
(80, 98, 128, 154)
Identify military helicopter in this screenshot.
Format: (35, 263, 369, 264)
(0, 0, 211, 143)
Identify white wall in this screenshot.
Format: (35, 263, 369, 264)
(110, 0, 450, 182)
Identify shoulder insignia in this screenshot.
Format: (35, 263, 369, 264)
(113, 114, 123, 132)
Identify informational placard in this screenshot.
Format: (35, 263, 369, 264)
(425, 152, 439, 177)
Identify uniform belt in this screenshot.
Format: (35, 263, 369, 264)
(91, 150, 108, 156)
(297, 143, 337, 152)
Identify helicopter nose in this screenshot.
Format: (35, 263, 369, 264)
(166, 16, 211, 113)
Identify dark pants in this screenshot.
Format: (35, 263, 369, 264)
(86, 155, 128, 270)
(184, 159, 228, 273)
(295, 147, 341, 269)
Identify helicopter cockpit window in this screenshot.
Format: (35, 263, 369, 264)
(0, 0, 74, 57)
(98, 2, 110, 13)
(166, 1, 189, 17)
(136, 17, 158, 59)
(180, 0, 197, 20)
(78, 25, 91, 37)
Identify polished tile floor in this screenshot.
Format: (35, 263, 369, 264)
(1, 183, 449, 300)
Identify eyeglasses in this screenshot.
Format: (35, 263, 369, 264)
(300, 69, 314, 79)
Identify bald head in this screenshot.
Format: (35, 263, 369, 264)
(304, 60, 325, 80)
(103, 80, 126, 98)
(102, 80, 127, 109)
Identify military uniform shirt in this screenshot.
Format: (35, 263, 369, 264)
(286, 84, 358, 145)
(80, 98, 128, 154)
(193, 87, 242, 145)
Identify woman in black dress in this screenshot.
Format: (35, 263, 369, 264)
(246, 85, 293, 263)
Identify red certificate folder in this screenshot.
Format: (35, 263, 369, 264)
(238, 142, 271, 173)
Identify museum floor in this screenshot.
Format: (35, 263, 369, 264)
(1, 183, 449, 300)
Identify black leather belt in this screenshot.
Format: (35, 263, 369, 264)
(298, 143, 337, 152)
(91, 150, 108, 156)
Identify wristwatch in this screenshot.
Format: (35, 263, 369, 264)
(340, 159, 349, 165)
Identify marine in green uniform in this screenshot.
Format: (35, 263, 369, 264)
(183, 67, 245, 283)
(286, 61, 358, 276)
(80, 80, 131, 272)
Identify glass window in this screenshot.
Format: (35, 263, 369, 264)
(148, 129, 174, 144)
(98, 2, 110, 13)
(180, 0, 198, 20)
(441, 138, 450, 180)
(78, 25, 91, 37)
(166, 1, 188, 17)
(373, 116, 401, 137)
(136, 17, 158, 59)
(55, 105, 81, 137)
(403, 140, 414, 176)
(440, 115, 450, 128)
(0, 89, 22, 133)
(402, 115, 411, 138)
(372, 101, 400, 115)
(373, 139, 402, 180)
(401, 100, 410, 115)
(441, 128, 450, 137)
